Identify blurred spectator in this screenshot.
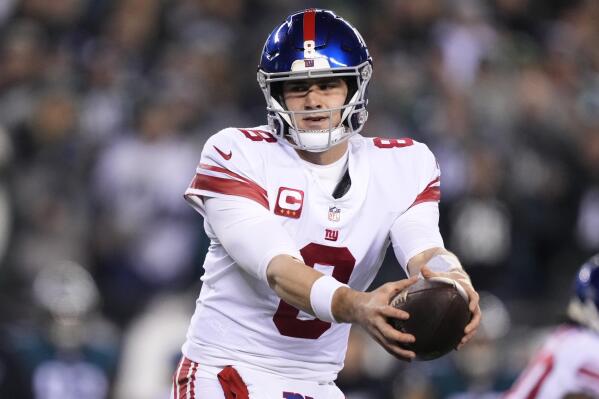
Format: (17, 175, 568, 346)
(79, 44, 133, 148)
(91, 100, 202, 325)
(0, 20, 47, 131)
(435, 0, 496, 92)
(0, 126, 12, 267)
(1, 261, 119, 399)
(10, 89, 90, 281)
(576, 129, 599, 251)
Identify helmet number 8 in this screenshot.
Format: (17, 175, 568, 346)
(304, 40, 316, 58)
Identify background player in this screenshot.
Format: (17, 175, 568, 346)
(173, 8, 481, 398)
(504, 254, 599, 398)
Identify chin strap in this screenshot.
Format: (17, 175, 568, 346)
(287, 125, 346, 152)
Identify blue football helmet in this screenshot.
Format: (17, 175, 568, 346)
(567, 254, 599, 332)
(257, 9, 372, 152)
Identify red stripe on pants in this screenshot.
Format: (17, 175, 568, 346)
(189, 361, 198, 399)
(174, 357, 199, 399)
(173, 357, 184, 399)
(178, 358, 191, 398)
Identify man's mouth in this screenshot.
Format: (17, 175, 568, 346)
(303, 115, 329, 122)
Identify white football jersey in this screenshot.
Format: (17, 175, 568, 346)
(182, 126, 443, 382)
(505, 325, 599, 398)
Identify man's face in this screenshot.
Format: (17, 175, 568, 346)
(282, 77, 348, 131)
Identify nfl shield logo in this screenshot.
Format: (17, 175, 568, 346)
(328, 206, 341, 222)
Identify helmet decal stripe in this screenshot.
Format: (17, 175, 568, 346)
(303, 9, 316, 42)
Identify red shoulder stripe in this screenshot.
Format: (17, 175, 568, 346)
(189, 174, 269, 209)
(410, 177, 441, 208)
(199, 163, 267, 198)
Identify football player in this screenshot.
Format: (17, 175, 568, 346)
(173, 9, 481, 399)
(504, 254, 599, 398)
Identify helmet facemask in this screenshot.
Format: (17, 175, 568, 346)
(567, 296, 599, 333)
(258, 61, 372, 152)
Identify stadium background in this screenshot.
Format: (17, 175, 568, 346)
(0, 0, 597, 397)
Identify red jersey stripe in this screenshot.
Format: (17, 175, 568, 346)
(303, 9, 316, 42)
(526, 355, 554, 399)
(578, 366, 599, 381)
(198, 163, 268, 198)
(425, 176, 440, 189)
(410, 187, 441, 208)
(504, 351, 556, 399)
(190, 174, 269, 209)
(409, 177, 441, 208)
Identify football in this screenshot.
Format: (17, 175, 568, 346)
(389, 277, 471, 361)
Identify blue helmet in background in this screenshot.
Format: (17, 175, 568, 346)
(257, 9, 372, 152)
(567, 254, 599, 332)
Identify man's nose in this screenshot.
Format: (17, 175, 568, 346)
(304, 86, 322, 109)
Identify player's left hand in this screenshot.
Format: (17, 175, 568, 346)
(420, 265, 481, 349)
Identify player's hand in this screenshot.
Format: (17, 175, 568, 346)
(420, 265, 481, 349)
(345, 276, 419, 361)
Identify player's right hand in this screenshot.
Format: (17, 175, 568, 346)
(420, 265, 481, 349)
(335, 276, 419, 361)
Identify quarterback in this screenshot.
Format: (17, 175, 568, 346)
(172, 9, 481, 399)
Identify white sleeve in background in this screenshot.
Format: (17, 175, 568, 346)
(203, 196, 302, 283)
(390, 201, 444, 274)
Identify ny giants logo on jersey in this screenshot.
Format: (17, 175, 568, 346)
(283, 392, 313, 399)
(274, 187, 304, 218)
(324, 229, 338, 242)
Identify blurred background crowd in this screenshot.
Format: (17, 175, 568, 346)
(0, 0, 597, 397)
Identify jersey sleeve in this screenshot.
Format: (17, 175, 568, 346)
(184, 128, 269, 216)
(390, 202, 444, 273)
(204, 196, 302, 282)
(390, 143, 444, 272)
(408, 142, 441, 209)
(184, 128, 302, 282)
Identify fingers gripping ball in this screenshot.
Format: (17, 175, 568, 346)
(389, 277, 471, 361)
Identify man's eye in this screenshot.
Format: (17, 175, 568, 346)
(290, 85, 308, 92)
(320, 81, 340, 90)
